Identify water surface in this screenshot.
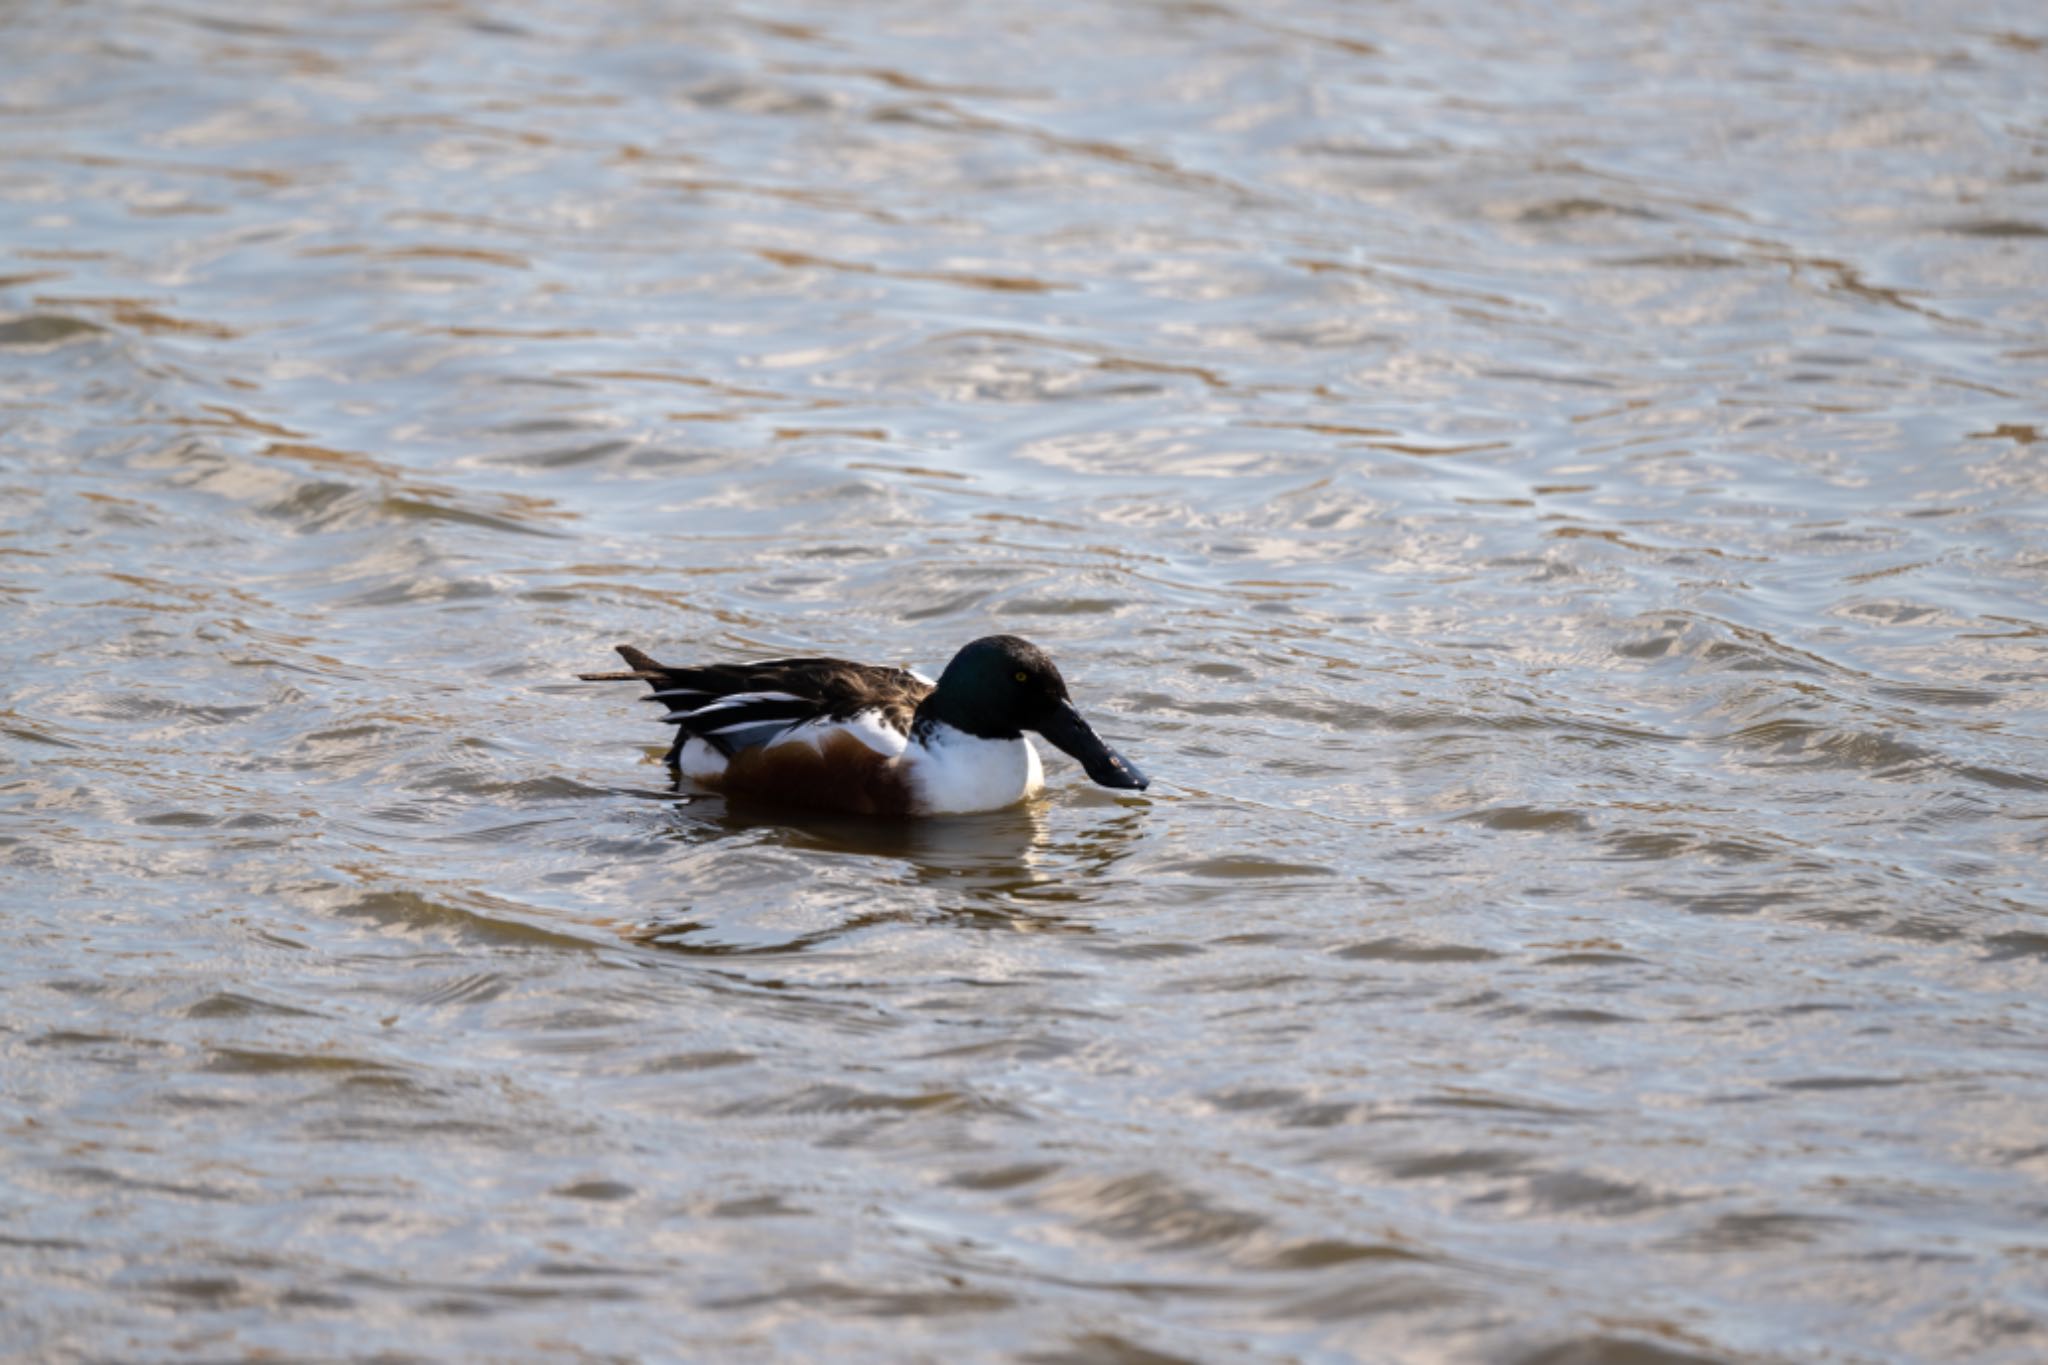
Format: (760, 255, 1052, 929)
(4, 1, 2047, 1360)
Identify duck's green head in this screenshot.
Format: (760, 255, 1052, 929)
(922, 635, 1148, 791)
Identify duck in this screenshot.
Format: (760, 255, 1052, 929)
(579, 634, 1148, 816)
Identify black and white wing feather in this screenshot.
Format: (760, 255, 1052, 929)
(667, 691, 816, 757)
(579, 644, 931, 764)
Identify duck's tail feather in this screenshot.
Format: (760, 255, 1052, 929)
(580, 645, 827, 764)
(579, 644, 727, 715)
(577, 643, 667, 682)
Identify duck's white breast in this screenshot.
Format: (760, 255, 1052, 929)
(908, 724, 1043, 814)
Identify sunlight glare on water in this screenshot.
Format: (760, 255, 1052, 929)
(3, 0, 2047, 1360)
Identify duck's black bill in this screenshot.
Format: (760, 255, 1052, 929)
(1036, 700, 1148, 791)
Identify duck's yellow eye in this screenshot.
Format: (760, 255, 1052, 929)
(1014, 671, 1028, 682)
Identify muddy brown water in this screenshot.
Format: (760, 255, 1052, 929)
(4, 2, 2047, 1361)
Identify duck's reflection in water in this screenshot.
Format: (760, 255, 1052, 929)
(631, 775, 1149, 951)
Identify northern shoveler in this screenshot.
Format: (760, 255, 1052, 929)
(579, 634, 1149, 816)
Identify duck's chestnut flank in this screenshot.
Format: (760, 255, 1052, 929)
(579, 635, 1148, 816)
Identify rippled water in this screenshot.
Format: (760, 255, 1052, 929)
(5, 1, 2047, 1359)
